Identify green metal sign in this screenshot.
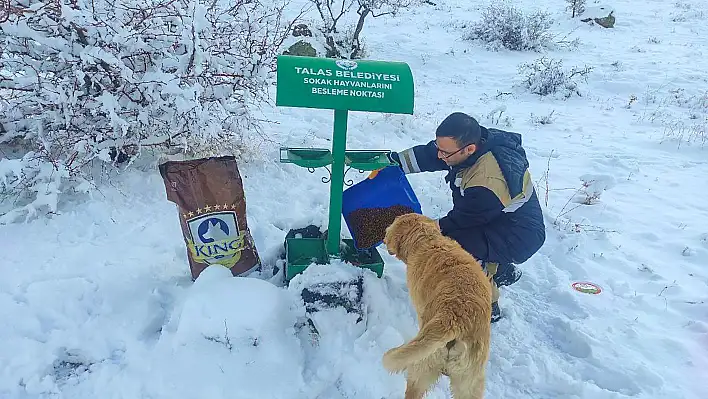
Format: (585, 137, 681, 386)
(276, 55, 414, 114)
(276, 55, 415, 281)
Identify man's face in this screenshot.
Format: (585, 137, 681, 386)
(435, 136, 476, 166)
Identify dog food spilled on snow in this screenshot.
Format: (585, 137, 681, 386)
(348, 205, 415, 248)
(159, 156, 261, 280)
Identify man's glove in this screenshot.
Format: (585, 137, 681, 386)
(368, 152, 399, 179)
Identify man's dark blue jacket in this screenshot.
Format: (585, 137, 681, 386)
(390, 126, 546, 265)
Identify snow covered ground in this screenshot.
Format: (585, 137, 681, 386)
(2, 0, 708, 398)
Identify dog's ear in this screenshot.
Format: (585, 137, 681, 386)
(385, 215, 420, 261)
(384, 215, 412, 258)
(383, 223, 399, 256)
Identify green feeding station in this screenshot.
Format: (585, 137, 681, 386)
(275, 55, 422, 327)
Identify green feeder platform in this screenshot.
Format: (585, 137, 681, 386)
(275, 55, 415, 329)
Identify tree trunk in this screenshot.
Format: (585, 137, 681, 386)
(351, 8, 370, 59)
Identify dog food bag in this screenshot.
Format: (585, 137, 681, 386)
(159, 156, 261, 280)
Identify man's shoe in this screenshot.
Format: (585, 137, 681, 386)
(493, 263, 522, 287)
(491, 301, 502, 323)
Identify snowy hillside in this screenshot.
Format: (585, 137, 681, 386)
(1, 0, 707, 398)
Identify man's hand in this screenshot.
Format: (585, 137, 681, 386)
(435, 218, 441, 231)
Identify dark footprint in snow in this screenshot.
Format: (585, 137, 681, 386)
(51, 348, 94, 381)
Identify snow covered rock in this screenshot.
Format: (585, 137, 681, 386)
(283, 23, 318, 57)
(287, 261, 369, 334)
(152, 265, 308, 397)
(175, 266, 299, 346)
(282, 23, 329, 58)
(284, 41, 319, 57)
(292, 23, 313, 37)
(581, 5, 616, 28)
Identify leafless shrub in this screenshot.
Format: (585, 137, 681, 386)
(309, 0, 418, 59)
(465, 1, 554, 52)
(518, 57, 593, 98)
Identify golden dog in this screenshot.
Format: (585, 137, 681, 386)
(381, 213, 492, 399)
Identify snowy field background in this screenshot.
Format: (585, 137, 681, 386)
(1, 0, 707, 398)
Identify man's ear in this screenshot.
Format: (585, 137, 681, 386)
(465, 144, 477, 154)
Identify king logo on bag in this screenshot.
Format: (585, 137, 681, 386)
(186, 209, 245, 267)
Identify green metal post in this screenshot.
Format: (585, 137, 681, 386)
(326, 109, 348, 256)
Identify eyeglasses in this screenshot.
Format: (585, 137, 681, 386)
(434, 141, 469, 159)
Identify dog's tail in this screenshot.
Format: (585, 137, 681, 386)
(382, 316, 457, 373)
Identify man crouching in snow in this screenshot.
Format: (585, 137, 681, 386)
(383, 112, 546, 322)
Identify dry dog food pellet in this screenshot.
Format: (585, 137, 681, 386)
(348, 205, 415, 248)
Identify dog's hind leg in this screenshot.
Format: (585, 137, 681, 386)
(449, 370, 485, 399)
(403, 364, 440, 399)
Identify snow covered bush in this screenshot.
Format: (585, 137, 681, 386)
(530, 110, 556, 125)
(484, 105, 514, 128)
(639, 87, 707, 147)
(576, 174, 615, 205)
(464, 1, 554, 51)
(518, 57, 593, 98)
(307, 0, 419, 59)
(671, 0, 705, 22)
(660, 118, 707, 148)
(0, 0, 294, 223)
